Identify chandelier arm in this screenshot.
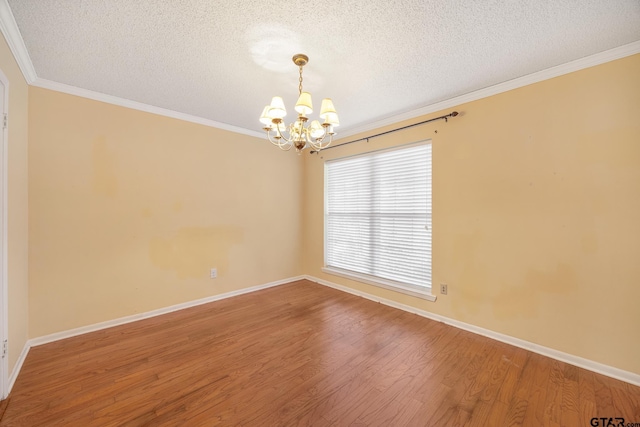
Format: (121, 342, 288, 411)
(269, 121, 293, 144)
(305, 125, 327, 147)
(303, 128, 313, 145)
(279, 125, 294, 143)
(274, 139, 294, 151)
(309, 132, 332, 152)
(266, 130, 293, 150)
(265, 130, 280, 145)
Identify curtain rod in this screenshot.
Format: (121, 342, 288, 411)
(310, 111, 459, 154)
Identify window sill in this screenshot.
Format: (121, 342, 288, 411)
(322, 267, 437, 302)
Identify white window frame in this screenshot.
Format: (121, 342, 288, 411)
(322, 140, 435, 302)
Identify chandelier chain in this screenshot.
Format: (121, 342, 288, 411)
(298, 66, 303, 96)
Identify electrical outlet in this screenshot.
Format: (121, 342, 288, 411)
(440, 284, 448, 295)
(210, 268, 217, 279)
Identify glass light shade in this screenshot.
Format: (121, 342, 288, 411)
(268, 96, 287, 119)
(309, 120, 324, 138)
(324, 112, 340, 126)
(294, 92, 313, 115)
(319, 98, 337, 119)
(259, 106, 272, 125)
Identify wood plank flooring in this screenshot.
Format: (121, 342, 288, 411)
(2, 280, 639, 426)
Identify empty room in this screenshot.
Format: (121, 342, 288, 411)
(0, 0, 639, 425)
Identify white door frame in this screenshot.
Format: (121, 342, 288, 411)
(0, 67, 9, 399)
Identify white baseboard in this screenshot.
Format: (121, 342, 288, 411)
(9, 274, 638, 396)
(30, 276, 303, 347)
(6, 276, 302, 395)
(8, 340, 29, 395)
(304, 275, 640, 387)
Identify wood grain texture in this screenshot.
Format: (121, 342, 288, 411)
(2, 280, 639, 426)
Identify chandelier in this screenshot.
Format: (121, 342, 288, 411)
(259, 54, 339, 153)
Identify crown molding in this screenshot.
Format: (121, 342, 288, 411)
(0, 0, 36, 83)
(337, 40, 640, 140)
(31, 78, 265, 138)
(1, 0, 638, 140)
(0, 0, 264, 138)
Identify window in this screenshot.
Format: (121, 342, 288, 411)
(323, 141, 434, 300)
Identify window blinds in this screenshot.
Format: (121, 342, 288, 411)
(325, 143, 431, 290)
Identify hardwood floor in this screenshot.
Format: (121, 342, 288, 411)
(3, 280, 639, 426)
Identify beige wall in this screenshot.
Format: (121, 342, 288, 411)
(303, 54, 640, 375)
(28, 87, 303, 337)
(0, 35, 29, 374)
(9, 37, 640, 379)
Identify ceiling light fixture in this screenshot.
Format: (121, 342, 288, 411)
(259, 54, 339, 153)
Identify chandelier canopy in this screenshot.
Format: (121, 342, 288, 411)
(260, 54, 339, 153)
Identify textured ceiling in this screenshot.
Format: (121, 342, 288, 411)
(5, 0, 640, 136)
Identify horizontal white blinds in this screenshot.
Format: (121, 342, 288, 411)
(325, 143, 431, 290)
